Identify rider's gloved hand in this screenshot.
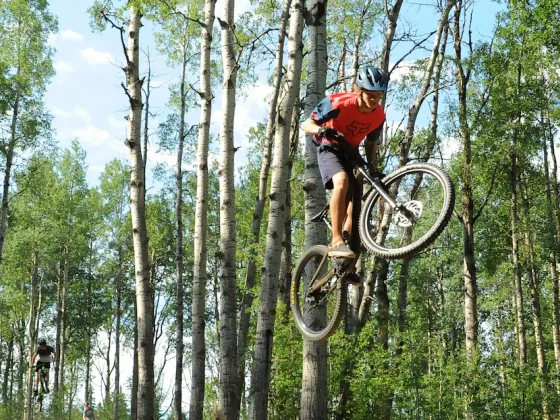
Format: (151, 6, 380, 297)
(317, 126, 339, 140)
(368, 163, 384, 179)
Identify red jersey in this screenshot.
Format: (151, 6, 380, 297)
(310, 92, 386, 147)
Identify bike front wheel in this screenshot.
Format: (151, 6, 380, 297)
(290, 245, 347, 341)
(359, 163, 455, 259)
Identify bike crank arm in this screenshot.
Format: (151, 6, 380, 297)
(307, 267, 336, 295)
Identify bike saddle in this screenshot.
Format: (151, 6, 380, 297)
(311, 203, 330, 222)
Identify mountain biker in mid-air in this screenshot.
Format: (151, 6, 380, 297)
(301, 65, 389, 261)
(32, 338, 56, 395)
(83, 402, 96, 419)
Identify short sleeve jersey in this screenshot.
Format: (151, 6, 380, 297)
(310, 92, 386, 148)
(84, 407, 95, 418)
(36, 346, 55, 363)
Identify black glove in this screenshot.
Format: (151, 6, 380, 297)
(368, 163, 384, 179)
(317, 126, 339, 140)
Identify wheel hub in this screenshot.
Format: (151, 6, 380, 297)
(394, 200, 423, 227)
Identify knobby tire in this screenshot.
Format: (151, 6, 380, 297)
(290, 245, 347, 342)
(359, 163, 455, 259)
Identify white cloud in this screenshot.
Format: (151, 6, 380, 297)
(47, 33, 57, 46)
(50, 106, 91, 123)
(389, 60, 419, 83)
(51, 106, 73, 119)
(54, 62, 73, 74)
(73, 126, 111, 147)
(150, 150, 177, 166)
(108, 115, 127, 134)
(60, 29, 84, 42)
(74, 106, 91, 123)
(80, 48, 114, 65)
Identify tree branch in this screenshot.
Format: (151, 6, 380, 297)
(390, 30, 437, 75)
(100, 10, 130, 67)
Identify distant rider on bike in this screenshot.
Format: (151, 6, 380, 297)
(32, 339, 56, 395)
(83, 402, 96, 419)
(301, 65, 388, 260)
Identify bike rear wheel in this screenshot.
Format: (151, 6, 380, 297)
(290, 245, 347, 341)
(359, 163, 455, 259)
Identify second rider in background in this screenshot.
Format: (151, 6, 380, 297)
(32, 339, 56, 396)
(301, 65, 389, 260)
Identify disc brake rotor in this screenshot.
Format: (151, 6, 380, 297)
(393, 200, 423, 227)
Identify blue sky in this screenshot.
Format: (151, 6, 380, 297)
(44, 0, 504, 411)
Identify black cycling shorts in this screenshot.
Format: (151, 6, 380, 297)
(35, 361, 50, 373)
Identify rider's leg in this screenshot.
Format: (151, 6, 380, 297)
(343, 201, 353, 237)
(45, 368, 50, 391)
(330, 171, 350, 247)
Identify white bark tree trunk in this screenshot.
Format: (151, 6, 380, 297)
(23, 253, 38, 420)
(300, 0, 329, 418)
(248, 1, 305, 417)
(124, 8, 154, 419)
(217, 0, 238, 417)
(0, 85, 20, 266)
(173, 41, 187, 420)
(452, 0, 479, 374)
(113, 265, 122, 420)
(543, 117, 560, 380)
(237, 0, 291, 410)
(189, 1, 216, 419)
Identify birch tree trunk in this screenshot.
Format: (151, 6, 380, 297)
(248, 1, 305, 417)
(54, 259, 64, 395)
(237, 0, 290, 410)
(105, 327, 112, 401)
(452, 0, 479, 375)
(189, 1, 216, 419)
(142, 50, 152, 186)
(173, 41, 188, 420)
(0, 86, 20, 266)
(511, 153, 527, 367)
(123, 8, 154, 419)
(278, 105, 301, 308)
(57, 257, 69, 402)
(131, 299, 138, 420)
(511, 60, 527, 368)
(543, 117, 560, 380)
(3, 337, 13, 403)
(217, 0, 238, 417)
(23, 253, 38, 420)
(520, 181, 549, 418)
(301, 0, 329, 418)
(113, 268, 122, 420)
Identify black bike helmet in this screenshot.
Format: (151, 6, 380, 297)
(39, 339, 47, 346)
(356, 66, 389, 91)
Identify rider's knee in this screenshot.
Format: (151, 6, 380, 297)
(332, 173, 349, 192)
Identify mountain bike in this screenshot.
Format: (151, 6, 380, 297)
(36, 364, 48, 412)
(290, 139, 455, 341)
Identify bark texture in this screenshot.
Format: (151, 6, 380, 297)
(236, 0, 291, 411)
(247, 0, 304, 417)
(173, 39, 188, 420)
(452, 0, 479, 370)
(300, 0, 329, 418)
(124, 8, 155, 419)
(189, 1, 216, 419)
(217, 0, 239, 417)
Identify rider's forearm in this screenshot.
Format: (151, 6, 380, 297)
(301, 118, 321, 135)
(365, 141, 377, 168)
